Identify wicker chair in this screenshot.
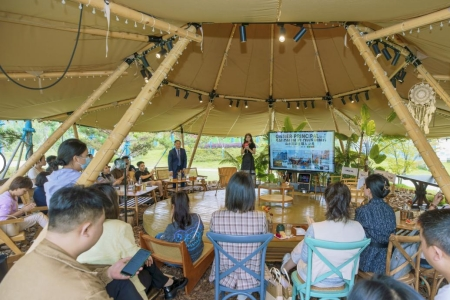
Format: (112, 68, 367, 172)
(215, 167, 237, 196)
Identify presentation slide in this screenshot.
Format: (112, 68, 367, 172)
(269, 131, 335, 173)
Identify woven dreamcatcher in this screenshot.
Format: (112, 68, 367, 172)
(407, 83, 436, 134)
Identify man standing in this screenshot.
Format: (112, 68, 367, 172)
(418, 209, 450, 300)
(135, 161, 164, 199)
(168, 140, 187, 187)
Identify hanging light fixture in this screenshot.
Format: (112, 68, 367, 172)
(229, 99, 233, 107)
(293, 27, 307, 42)
(156, 46, 168, 59)
(279, 24, 286, 42)
(311, 100, 315, 109)
(355, 93, 360, 102)
(198, 94, 203, 103)
(381, 45, 392, 61)
(141, 55, 150, 68)
(296, 102, 300, 109)
(236, 100, 240, 108)
(140, 67, 151, 83)
(303, 101, 307, 109)
(245, 101, 248, 108)
(341, 97, 346, 105)
(365, 90, 370, 100)
(349, 95, 354, 103)
(391, 51, 401, 66)
(175, 88, 180, 97)
(184, 90, 189, 99)
(287, 102, 290, 109)
(166, 40, 173, 52)
(397, 69, 407, 83)
(391, 78, 397, 89)
(372, 42, 381, 57)
(239, 24, 247, 43)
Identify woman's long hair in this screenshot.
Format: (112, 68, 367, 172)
(171, 192, 192, 230)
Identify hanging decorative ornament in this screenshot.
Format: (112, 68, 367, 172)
(407, 83, 436, 134)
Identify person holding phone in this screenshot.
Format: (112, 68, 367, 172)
(0, 186, 143, 300)
(240, 133, 256, 184)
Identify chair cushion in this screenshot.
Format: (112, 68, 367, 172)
(296, 272, 345, 291)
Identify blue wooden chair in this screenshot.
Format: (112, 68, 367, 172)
(291, 237, 370, 300)
(206, 232, 273, 300)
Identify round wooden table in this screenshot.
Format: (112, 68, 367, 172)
(258, 183, 294, 206)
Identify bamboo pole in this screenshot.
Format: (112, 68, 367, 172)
(180, 125, 185, 149)
(330, 107, 345, 151)
(217, 95, 266, 102)
(172, 109, 208, 131)
(309, 25, 329, 93)
(269, 24, 274, 96)
(269, 108, 275, 131)
(166, 82, 209, 96)
(333, 108, 360, 135)
(0, 58, 133, 194)
(282, 96, 323, 101)
(69, 0, 201, 43)
(188, 102, 213, 169)
(77, 27, 196, 186)
(363, 8, 450, 41)
(213, 25, 236, 91)
(0, 12, 150, 42)
(348, 24, 450, 199)
(417, 74, 450, 81)
(416, 65, 450, 108)
(72, 124, 79, 139)
(0, 70, 125, 80)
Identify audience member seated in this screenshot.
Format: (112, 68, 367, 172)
(45, 155, 58, 172)
(135, 161, 164, 198)
(348, 274, 423, 300)
(157, 191, 204, 262)
(355, 174, 396, 274)
(98, 164, 123, 186)
(44, 138, 89, 205)
(0, 176, 48, 236)
(0, 186, 149, 300)
(27, 155, 46, 185)
(419, 209, 450, 300)
(122, 156, 136, 172)
(77, 183, 187, 300)
(281, 182, 365, 287)
(33, 171, 50, 212)
(209, 172, 267, 300)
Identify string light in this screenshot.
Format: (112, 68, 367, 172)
(409, 29, 413, 34)
(430, 24, 433, 30)
(92, 7, 95, 14)
(402, 31, 405, 36)
(143, 24, 146, 29)
(79, 3, 82, 9)
(125, 19, 128, 24)
(417, 28, 420, 33)
(134, 21, 137, 28)
(116, 15, 119, 21)
(440, 22, 443, 28)
(61, 0, 65, 4)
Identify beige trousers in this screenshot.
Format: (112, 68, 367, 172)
(0, 212, 48, 236)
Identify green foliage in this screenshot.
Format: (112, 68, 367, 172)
(386, 111, 397, 123)
(0, 128, 21, 148)
(219, 150, 242, 169)
(282, 117, 307, 132)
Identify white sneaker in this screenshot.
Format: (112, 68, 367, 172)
(281, 253, 291, 277)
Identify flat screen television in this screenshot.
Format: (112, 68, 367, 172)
(269, 131, 335, 173)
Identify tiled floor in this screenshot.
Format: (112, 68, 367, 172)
(143, 189, 327, 237)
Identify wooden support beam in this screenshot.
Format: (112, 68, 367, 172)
(77, 27, 196, 186)
(72, 124, 79, 139)
(0, 70, 125, 80)
(0, 12, 150, 42)
(348, 24, 450, 200)
(188, 102, 213, 169)
(269, 24, 275, 96)
(330, 107, 345, 151)
(69, 0, 201, 43)
(309, 25, 329, 94)
(213, 25, 236, 91)
(416, 65, 450, 108)
(333, 108, 361, 135)
(0, 58, 133, 193)
(417, 74, 450, 81)
(363, 7, 450, 41)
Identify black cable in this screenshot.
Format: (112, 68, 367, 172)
(0, 5, 84, 90)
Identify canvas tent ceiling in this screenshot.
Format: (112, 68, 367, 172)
(0, 0, 450, 137)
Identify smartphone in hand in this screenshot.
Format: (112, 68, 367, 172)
(120, 249, 151, 277)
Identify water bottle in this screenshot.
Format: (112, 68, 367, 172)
(138, 177, 142, 185)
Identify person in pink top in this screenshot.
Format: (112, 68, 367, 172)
(0, 176, 48, 236)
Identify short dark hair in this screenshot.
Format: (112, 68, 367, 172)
(35, 172, 50, 187)
(225, 172, 255, 213)
(55, 139, 87, 166)
(171, 192, 191, 230)
(10, 176, 33, 190)
(89, 183, 119, 220)
(136, 161, 145, 167)
(324, 182, 351, 222)
(348, 274, 423, 300)
(419, 209, 450, 256)
(174, 140, 181, 144)
(46, 155, 57, 164)
(46, 155, 58, 172)
(365, 174, 390, 199)
(121, 156, 129, 160)
(48, 186, 105, 234)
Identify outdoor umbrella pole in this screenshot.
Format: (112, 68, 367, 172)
(347, 25, 450, 200)
(78, 27, 196, 186)
(0, 58, 133, 193)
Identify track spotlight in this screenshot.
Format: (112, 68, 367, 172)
(349, 95, 354, 103)
(382, 45, 392, 61)
(397, 69, 407, 83)
(239, 24, 247, 43)
(279, 24, 286, 42)
(391, 51, 401, 66)
(184, 90, 189, 99)
(372, 42, 381, 57)
(341, 97, 346, 105)
(296, 102, 300, 109)
(355, 93, 360, 102)
(391, 78, 397, 89)
(311, 100, 315, 109)
(166, 40, 173, 52)
(198, 94, 203, 103)
(229, 99, 233, 107)
(365, 90, 370, 100)
(303, 101, 307, 109)
(175, 88, 180, 97)
(236, 100, 240, 108)
(245, 101, 248, 108)
(156, 46, 168, 59)
(287, 102, 290, 109)
(293, 27, 307, 42)
(141, 55, 150, 68)
(140, 67, 151, 83)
